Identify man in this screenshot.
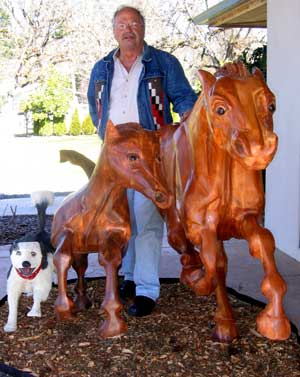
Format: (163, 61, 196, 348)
(87, 6, 197, 317)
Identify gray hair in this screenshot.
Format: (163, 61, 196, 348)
(112, 5, 145, 26)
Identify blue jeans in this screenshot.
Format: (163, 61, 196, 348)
(121, 189, 164, 301)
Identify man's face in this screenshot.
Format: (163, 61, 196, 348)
(113, 8, 145, 52)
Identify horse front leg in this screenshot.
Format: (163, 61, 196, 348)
(187, 227, 218, 296)
(98, 239, 127, 338)
(54, 233, 76, 320)
(212, 241, 238, 343)
(180, 241, 204, 289)
(72, 253, 92, 311)
(166, 223, 204, 289)
(241, 215, 291, 340)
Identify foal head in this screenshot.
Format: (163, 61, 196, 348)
(102, 121, 172, 209)
(198, 61, 278, 170)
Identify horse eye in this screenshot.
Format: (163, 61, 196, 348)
(155, 154, 161, 163)
(268, 103, 276, 113)
(216, 107, 226, 115)
(31, 252, 37, 257)
(128, 153, 138, 162)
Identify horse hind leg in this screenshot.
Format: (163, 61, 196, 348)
(54, 234, 76, 320)
(72, 253, 92, 311)
(241, 216, 291, 340)
(212, 242, 238, 343)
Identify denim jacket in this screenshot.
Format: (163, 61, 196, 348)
(87, 42, 197, 140)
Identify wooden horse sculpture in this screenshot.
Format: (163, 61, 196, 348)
(51, 121, 171, 338)
(159, 62, 291, 342)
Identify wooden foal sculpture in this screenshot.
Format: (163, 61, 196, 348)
(51, 121, 171, 338)
(159, 62, 291, 342)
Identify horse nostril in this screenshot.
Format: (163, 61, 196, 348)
(155, 192, 165, 203)
(235, 140, 245, 155)
(22, 261, 31, 268)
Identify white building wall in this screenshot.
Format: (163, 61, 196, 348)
(265, 0, 300, 261)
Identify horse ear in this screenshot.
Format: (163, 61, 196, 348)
(105, 120, 118, 143)
(198, 70, 216, 94)
(252, 67, 266, 82)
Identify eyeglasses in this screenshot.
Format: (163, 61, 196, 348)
(114, 22, 144, 30)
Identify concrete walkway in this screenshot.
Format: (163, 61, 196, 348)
(1, 195, 299, 337)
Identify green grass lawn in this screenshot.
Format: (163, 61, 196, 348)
(1, 135, 102, 196)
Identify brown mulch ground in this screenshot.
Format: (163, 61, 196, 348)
(0, 215, 300, 377)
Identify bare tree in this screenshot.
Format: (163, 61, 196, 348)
(153, 0, 266, 85)
(1, 0, 72, 87)
(0, 0, 266, 101)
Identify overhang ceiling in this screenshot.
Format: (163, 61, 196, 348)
(193, 0, 267, 28)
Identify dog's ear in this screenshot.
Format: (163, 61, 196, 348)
(9, 242, 18, 255)
(7, 265, 12, 279)
(35, 232, 55, 269)
(44, 240, 55, 254)
(37, 231, 55, 253)
(38, 242, 49, 270)
(41, 251, 48, 270)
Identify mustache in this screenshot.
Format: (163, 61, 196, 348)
(122, 32, 136, 38)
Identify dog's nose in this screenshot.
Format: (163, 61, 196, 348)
(22, 261, 31, 268)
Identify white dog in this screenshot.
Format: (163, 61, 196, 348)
(4, 191, 55, 332)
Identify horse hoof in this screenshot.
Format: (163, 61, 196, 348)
(55, 298, 76, 321)
(74, 295, 92, 312)
(212, 319, 239, 343)
(192, 276, 217, 296)
(180, 267, 203, 290)
(99, 318, 128, 339)
(256, 311, 291, 340)
(55, 309, 76, 321)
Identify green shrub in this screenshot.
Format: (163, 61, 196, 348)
(39, 121, 53, 136)
(69, 108, 81, 136)
(33, 120, 43, 135)
(239, 45, 267, 79)
(33, 119, 52, 136)
(21, 66, 72, 136)
(53, 121, 67, 135)
(81, 114, 95, 135)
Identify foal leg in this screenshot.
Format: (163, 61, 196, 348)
(72, 253, 92, 311)
(241, 215, 291, 340)
(54, 234, 76, 320)
(98, 239, 127, 338)
(212, 242, 238, 342)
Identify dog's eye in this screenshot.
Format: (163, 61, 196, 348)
(16, 251, 21, 255)
(31, 252, 37, 257)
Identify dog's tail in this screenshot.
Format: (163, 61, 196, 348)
(31, 191, 54, 232)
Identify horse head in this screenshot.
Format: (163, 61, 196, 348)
(198, 61, 278, 170)
(103, 120, 172, 209)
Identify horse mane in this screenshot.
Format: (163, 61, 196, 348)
(109, 122, 146, 143)
(214, 61, 251, 80)
(187, 62, 252, 130)
(186, 95, 204, 130)
(115, 122, 142, 132)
